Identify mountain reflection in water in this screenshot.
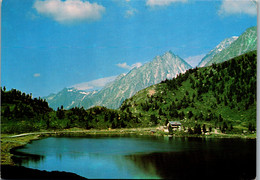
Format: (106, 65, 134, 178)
(126, 138, 256, 179)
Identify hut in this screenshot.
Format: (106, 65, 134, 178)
(168, 121, 182, 131)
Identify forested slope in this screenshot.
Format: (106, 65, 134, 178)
(120, 50, 257, 134)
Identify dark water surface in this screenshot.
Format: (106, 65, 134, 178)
(13, 135, 256, 179)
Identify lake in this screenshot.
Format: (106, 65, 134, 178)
(12, 135, 256, 179)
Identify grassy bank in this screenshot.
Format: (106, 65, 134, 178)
(1, 134, 40, 165)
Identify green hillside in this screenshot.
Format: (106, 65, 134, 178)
(120, 50, 257, 134)
(1, 89, 52, 133)
(1, 90, 136, 133)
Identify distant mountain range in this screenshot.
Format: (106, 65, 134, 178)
(45, 51, 192, 110)
(45, 88, 98, 110)
(198, 26, 257, 67)
(45, 26, 257, 110)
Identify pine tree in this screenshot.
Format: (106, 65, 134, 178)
(188, 127, 193, 134)
(188, 111, 193, 119)
(203, 124, 206, 134)
(4, 106, 11, 117)
(150, 114, 158, 125)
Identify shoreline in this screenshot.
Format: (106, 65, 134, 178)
(1, 127, 256, 166)
(4, 126, 258, 138)
(1, 128, 256, 179)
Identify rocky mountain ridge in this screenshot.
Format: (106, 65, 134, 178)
(45, 51, 192, 110)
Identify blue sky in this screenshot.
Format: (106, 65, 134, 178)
(1, 0, 257, 97)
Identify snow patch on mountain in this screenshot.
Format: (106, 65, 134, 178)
(198, 36, 238, 67)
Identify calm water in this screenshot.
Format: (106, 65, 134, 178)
(13, 135, 256, 179)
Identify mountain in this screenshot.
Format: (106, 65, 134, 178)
(44, 26, 257, 110)
(120, 51, 256, 133)
(201, 26, 257, 67)
(45, 88, 98, 110)
(80, 51, 192, 109)
(45, 51, 192, 110)
(197, 36, 238, 67)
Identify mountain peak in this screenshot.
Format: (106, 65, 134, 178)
(152, 51, 190, 69)
(163, 50, 177, 57)
(203, 26, 257, 66)
(197, 26, 257, 68)
(165, 50, 174, 55)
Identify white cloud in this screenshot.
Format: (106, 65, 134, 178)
(125, 8, 138, 17)
(33, 73, 41, 77)
(184, 54, 206, 67)
(72, 76, 117, 90)
(218, 0, 257, 16)
(33, 0, 105, 24)
(146, 0, 187, 7)
(117, 62, 142, 70)
(117, 62, 131, 70)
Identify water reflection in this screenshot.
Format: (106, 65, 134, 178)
(126, 138, 256, 179)
(13, 136, 256, 179)
(12, 151, 44, 167)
